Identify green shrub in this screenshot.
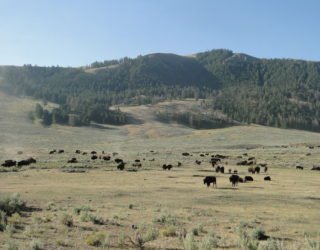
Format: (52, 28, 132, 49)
(60, 213, 73, 227)
(153, 211, 177, 225)
(4, 240, 19, 250)
(304, 234, 320, 250)
(199, 232, 218, 250)
(160, 225, 177, 237)
(183, 232, 198, 250)
(251, 228, 267, 241)
(30, 239, 43, 250)
(73, 205, 91, 215)
(0, 193, 26, 216)
(0, 210, 8, 231)
(85, 232, 107, 247)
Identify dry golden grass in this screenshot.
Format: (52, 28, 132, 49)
(1, 92, 320, 249)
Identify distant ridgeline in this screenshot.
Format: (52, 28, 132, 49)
(1, 49, 320, 131)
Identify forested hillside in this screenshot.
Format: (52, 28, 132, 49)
(1, 49, 320, 131)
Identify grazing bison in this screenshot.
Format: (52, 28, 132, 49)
(1, 160, 16, 167)
(177, 162, 182, 167)
(200, 154, 205, 157)
(248, 167, 255, 174)
(244, 176, 254, 182)
(182, 152, 190, 156)
(162, 164, 172, 170)
(239, 177, 244, 183)
(17, 158, 36, 167)
(228, 169, 232, 174)
(214, 154, 227, 159)
(220, 166, 225, 173)
(91, 151, 97, 154)
(195, 160, 201, 165)
(264, 166, 268, 173)
(254, 166, 261, 174)
(233, 170, 238, 174)
(229, 175, 240, 187)
(115, 158, 123, 164)
(248, 157, 255, 161)
(203, 176, 217, 188)
(82, 152, 87, 155)
(49, 150, 56, 154)
(296, 166, 304, 170)
(134, 159, 141, 163)
(264, 176, 271, 181)
(91, 155, 98, 160)
(117, 162, 125, 170)
(311, 166, 320, 171)
(75, 150, 81, 154)
(237, 160, 248, 166)
(58, 149, 64, 154)
(67, 158, 77, 163)
(103, 156, 111, 161)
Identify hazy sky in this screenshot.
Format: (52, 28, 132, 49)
(0, 0, 319, 66)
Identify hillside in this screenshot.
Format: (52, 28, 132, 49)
(1, 49, 320, 131)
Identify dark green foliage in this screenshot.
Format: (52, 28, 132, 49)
(1, 50, 320, 131)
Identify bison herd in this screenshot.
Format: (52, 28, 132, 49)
(1, 157, 37, 168)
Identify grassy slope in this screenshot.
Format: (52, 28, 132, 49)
(1, 92, 320, 249)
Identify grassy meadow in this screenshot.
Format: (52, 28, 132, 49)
(0, 92, 320, 249)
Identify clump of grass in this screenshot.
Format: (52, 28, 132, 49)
(80, 211, 105, 225)
(304, 234, 320, 250)
(183, 232, 198, 250)
(235, 222, 259, 250)
(259, 238, 286, 250)
(73, 205, 91, 215)
(199, 232, 219, 250)
(45, 202, 56, 211)
(129, 225, 159, 249)
(60, 213, 73, 227)
(191, 224, 205, 236)
(4, 240, 19, 250)
(153, 211, 177, 225)
(251, 228, 268, 240)
(160, 225, 177, 237)
(118, 231, 127, 248)
(0, 193, 26, 216)
(30, 239, 43, 250)
(85, 232, 107, 247)
(0, 210, 8, 231)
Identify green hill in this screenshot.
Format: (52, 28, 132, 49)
(1, 49, 320, 131)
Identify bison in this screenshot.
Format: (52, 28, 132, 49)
(264, 176, 271, 181)
(115, 158, 123, 164)
(195, 160, 201, 165)
(75, 150, 81, 154)
(296, 166, 304, 170)
(203, 176, 217, 188)
(244, 176, 254, 182)
(254, 166, 261, 174)
(182, 152, 190, 156)
(117, 162, 125, 170)
(229, 175, 240, 187)
(1, 160, 16, 167)
(91, 155, 98, 160)
(67, 158, 77, 163)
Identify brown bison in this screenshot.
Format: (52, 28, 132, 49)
(67, 158, 78, 163)
(195, 160, 201, 165)
(264, 176, 271, 181)
(1, 160, 16, 167)
(296, 166, 304, 170)
(244, 176, 254, 182)
(203, 176, 217, 188)
(229, 175, 240, 187)
(254, 166, 261, 174)
(91, 155, 98, 160)
(117, 162, 125, 170)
